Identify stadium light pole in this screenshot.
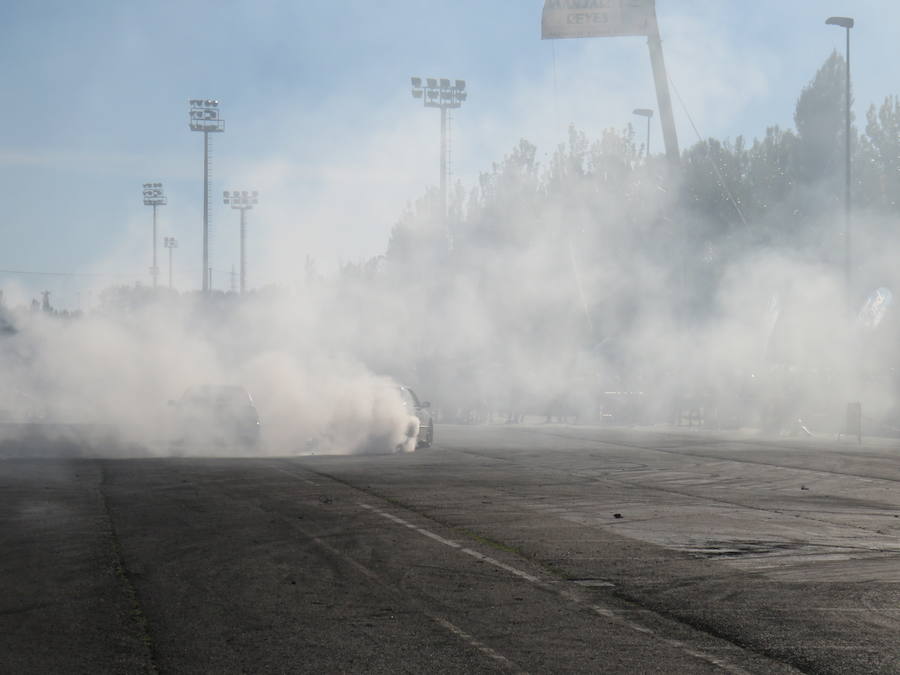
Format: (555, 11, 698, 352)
(410, 77, 467, 219)
(142, 182, 166, 288)
(826, 16, 854, 305)
(632, 109, 654, 159)
(163, 237, 178, 289)
(223, 190, 258, 294)
(189, 99, 225, 292)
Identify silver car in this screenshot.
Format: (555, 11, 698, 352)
(170, 385, 261, 448)
(398, 385, 433, 448)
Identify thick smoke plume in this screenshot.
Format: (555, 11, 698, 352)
(3, 52, 900, 454)
(0, 291, 419, 456)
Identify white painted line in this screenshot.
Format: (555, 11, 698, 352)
(277, 473, 760, 673)
(360, 503, 461, 548)
(289, 506, 523, 672)
(361, 502, 538, 584)
(433, 617, 525, 673)
(362, 501, 757, 675)
(587, 605, 751, 674)
(460, 547, 540, 583)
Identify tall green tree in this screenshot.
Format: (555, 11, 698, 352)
(857, 96, 900, 213)
(793, 50, 852, 187)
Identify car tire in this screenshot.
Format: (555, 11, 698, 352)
(418, 424, 434, 449)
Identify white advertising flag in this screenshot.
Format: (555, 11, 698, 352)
(541, 0, 657, 39)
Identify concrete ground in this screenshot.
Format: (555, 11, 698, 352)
(2, 424, 899, 673)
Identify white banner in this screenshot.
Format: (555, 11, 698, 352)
(541, 0, 657, 39)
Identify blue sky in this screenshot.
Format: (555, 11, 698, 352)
(0, 1, 897, 307)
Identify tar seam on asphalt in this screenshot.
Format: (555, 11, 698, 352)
(525, 426, 900, 485)
(360, 502, 757, 675)
(275, 458, 805, 673)
(470, 429, 900, 550)
(282, 501, 528, 673)
(99, 462, 160, 675)
(453, 428, 894, 671)
(260, 463, 530, 672)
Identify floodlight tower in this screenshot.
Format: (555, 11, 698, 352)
(189, 99, 225, 292)
(410, 77, 467, 219)
(142, 182, 166, 288)
(163, 237, 178, 289)
(223, 190, 258, 294)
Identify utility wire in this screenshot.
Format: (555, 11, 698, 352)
(0, 268, 135, 279)
(668, 75, 749, 228)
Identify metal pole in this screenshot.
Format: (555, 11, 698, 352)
(440, 106, 447, 219)
(646, 2, 679, 164)
(168, 245, 173, 289)
(845, 26, 852, 304)
(646, 115, 652, 159)
(240, 208, 246, 294)
(202, 131, 209, 292)
(152, 204, 158, 288)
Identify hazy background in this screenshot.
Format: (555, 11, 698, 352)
(1, 1, 899, 454)
(1, 1, 898, 304)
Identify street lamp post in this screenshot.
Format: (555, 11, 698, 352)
(827, 16, 859, 438)
(189, 99, 225, 293)
(223, 190, 258, 294)
(142, 182, 166, 288)
(410, 77, 467, 220)
(632, 109, 654, 159)
(826, 16, 854, 304)
(163, 237, 178, 289)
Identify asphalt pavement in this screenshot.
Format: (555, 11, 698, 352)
(2, 424, 899, 673)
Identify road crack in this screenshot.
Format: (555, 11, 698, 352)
(99, 463, 160, 675)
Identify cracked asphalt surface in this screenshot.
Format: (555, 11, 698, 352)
(2, 424, 899, 673)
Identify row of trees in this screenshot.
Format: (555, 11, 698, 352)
(390, 51, 899, 281)
(373, 51, 900, 420)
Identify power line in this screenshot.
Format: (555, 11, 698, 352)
(0, 268, 135, 279)
(668, 75, 749, 228)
